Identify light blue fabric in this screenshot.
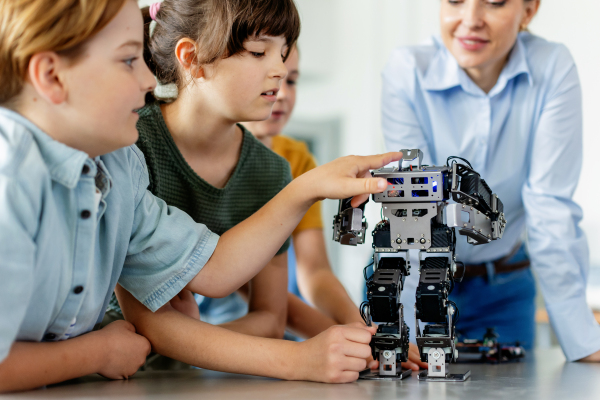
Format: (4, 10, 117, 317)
(195, 241, 303, 326)
(286, 241, 303, 298)
(0, 108, 219, 363)
(381, 32, 600, 361)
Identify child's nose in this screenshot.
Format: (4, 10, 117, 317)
(141, 63, 157, 92)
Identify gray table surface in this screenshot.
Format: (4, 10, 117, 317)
(3, 347, 600, 400)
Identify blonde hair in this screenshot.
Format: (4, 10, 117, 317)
(0, 0, 127, 104)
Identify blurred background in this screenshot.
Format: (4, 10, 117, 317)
(139, 0, 600, 347)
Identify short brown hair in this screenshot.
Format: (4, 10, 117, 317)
(142, 0, 301, 92)
(0, 0, 127, 105)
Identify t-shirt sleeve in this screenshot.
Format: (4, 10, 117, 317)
(293, 153, 323, 234)
(275, 161, 293, 255)
(281, 142, 324, 235)
(120, 146, 219, 312)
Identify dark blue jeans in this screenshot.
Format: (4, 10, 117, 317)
(450, 245, 536, 349)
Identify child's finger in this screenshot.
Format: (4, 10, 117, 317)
(343, 322, 377, 335)
(354, 151, 403, 173)
(350, 194, 369, 208)
(401, 359, 421, 371)
(408, 344, 428, 369)
(348, 178, 387, 207)
(341, 326, 373, 344)
(115, 320, 136, 333)
(343, 342, 372, 360)
(368, 359, 378, 370)
(343, 356, 368, 372)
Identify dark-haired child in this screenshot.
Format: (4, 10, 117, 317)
(105, 0, 303, 347)
(0, 0, 400, 391)
(113, 0, 380, 381)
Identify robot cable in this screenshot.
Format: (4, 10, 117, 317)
(448, 300, 460, 327)
(446, 156, 473, 169)
(363, 259, 374, 281)
(360, 301, 372, 326)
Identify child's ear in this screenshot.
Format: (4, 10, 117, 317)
(27, 52, 68, 104)
(175, 38, 205, 79)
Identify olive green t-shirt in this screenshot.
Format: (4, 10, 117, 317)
(108, 102, 291, 314)
(135, 102, 292, 242)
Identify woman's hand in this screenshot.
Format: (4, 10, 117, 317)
(295, 152, 402, 208)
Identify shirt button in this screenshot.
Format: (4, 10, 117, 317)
(73, 285, 84, 294)
(81, 210, 91, 219)
(44, 333, 56, 340)
(82, 165, 90, 175)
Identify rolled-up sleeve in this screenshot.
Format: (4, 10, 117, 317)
(523, 53, 600, 361)
(119, 147, 219, 312)
(0, 176, 36, 362)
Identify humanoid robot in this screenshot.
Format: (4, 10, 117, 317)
(333, 149, 506, 381)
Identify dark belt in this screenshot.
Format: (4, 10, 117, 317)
(462, 245, 530, 280)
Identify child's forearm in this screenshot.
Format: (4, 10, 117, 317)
(218, 310, 284, 339)
(286, 292, 337, 339)
(187, 152, 401, 299)
(188, 179, 309, 298)
(220, 253, 288, 339)
(119, 287, 299, 379)
(0, 335, 106, 392)
(302, 269, 363, 326)
(118, 286, 376, 383)
(293, 229, 363, 325)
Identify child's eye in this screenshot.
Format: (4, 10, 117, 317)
(488, 0, 506, 6)
(250, 51, 265, 58)
(123, 57, 138, 68)
(448, 0, 463, 4)
(286, 79, 297, 86)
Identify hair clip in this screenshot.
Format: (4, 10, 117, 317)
(149, 2, 161, 21)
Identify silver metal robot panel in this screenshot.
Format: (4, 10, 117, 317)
(332, 149, 506, 382)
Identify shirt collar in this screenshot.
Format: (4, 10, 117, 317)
(0, 107, 89, 188)
(422, 33, 533, 97)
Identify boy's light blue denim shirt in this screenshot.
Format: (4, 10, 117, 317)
(381, 32, 600, 361)
(0, 107, 219, 363)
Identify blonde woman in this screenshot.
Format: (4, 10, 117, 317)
(382, 0, 600, 362)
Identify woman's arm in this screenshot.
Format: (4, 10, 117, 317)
(116, 285, 376, 383)
(521, 50, 600, 362)
(219, 253, 288, 339)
